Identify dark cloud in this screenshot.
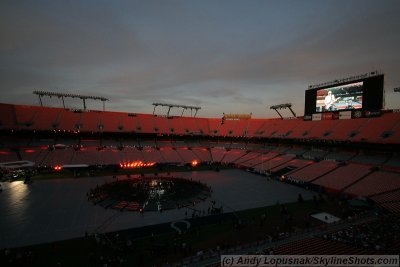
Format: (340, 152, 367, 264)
(0, 0, 399, 117)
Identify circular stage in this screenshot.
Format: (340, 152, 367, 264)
(88, 176, 212, 212)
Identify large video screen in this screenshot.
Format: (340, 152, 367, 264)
(315, 81, 363, 112)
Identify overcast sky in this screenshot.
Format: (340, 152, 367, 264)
(1, 0, 399, 118)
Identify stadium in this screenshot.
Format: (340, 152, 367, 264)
(1, 1, 400, 267)
(1, 69, 400, 266)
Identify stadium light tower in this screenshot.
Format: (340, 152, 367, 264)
(33, 90, 109, 111)
(152, 102, 201, 117)
(270, 103, 296, 119)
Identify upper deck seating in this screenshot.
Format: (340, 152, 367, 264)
(351, 112, 400, 143)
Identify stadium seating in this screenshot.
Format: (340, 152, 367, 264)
(344, 170, 400, 197)
(286, 120, 317, 139)
(118, 113, 138, 132)
(270, 158, 313, 172)
(20, 147, 48, 164)
(153, 115, 174, 134)
(384, 119, 400, 144)
(234, 151, 261, 164)
(191, 147, 212, 162)
(134, 114, 155, 133)
(305, 119, 338, 139)
(324, 118, 366, 141)
(98, 147, 124, 165)
(351, 112, 400, 143)
(159, 147, 183, 163)
(57, 109, 82, 131)
(273, 119, 303, 138)
(175, 147, 198, 163)
(2, 102, 400, 206)
(210, 147, 227, 162)
(240, 152, 279, 168)
(41, 148, 74, 166)
(370, 189, 400, 204)
(123, 147, 144, 162)
(0, 149, 19, 162)
(1, 103, 400, 145)
(180, 117, 199, 134)
(286, 160, 338, 183)
(193, 117, 209, 134)
(219, 149, 248, 163)
(247, 119, 267, 136)
(101, 111, 123, 132)
(72, 147, 100, 165)
(345, 171, 400, 196)
(0, 104, 16, 129)
(255, 154, 296, 172)
(313, 163, 373, 191)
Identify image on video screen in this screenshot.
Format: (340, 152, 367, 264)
(316, 81, 363, 112)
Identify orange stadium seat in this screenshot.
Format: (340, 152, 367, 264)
(101, 111, 123, 132)
(273, 119, 303, 138)
(344, 170, 400, 197)
(2, 103, 400, 144)
(313, 163, 373, 192)
(191, 147, 212, 162)
(175, 147, 198, 163)
(352, 112, 400, 143)
(220, 149, 248, 163)
(192, 117, 209, 135)
(158, 147, 182, 163)
(242, 151, 280, 168)
(324, 118, 366, 141)
(57, 109, 82, 131)
(119, 113, 139, 132)
(286, 160, 338, 183)
(180, 117, 199, 134)
(256, 154, 296, 172)
(306, 119, 339, 139)
(80, 111, 102, 132)
(34, 107, 61, 130)
(153, 115, 171, 134)
(270, 158, 313, 172)
(41, 148, 74, 166)
(208, 118, 222, 136)
(0, 103, 16, 130)
(135, 114, 155, 134)
(71, 147, 99, 165)
(286, 120, 318, 139)
(142, 147, 165, 163)
(210, 147, 227, 162)
(234, 151, 260, 165)
(246, 119, 267, 136)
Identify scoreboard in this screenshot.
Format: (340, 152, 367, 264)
(304, 74, 384, 119)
